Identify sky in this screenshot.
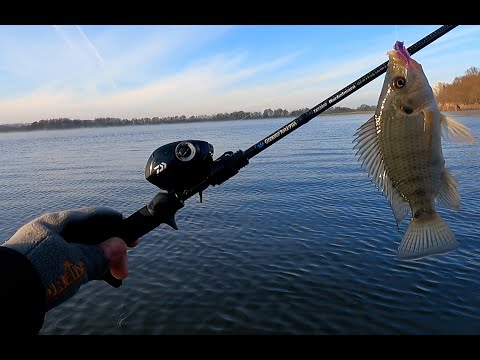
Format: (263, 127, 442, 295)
(0, 25, 479, 125)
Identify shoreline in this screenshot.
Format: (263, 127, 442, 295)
(0, 110, 377, 133)
(1, 109, 479, 134)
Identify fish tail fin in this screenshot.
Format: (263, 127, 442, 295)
(398, 214, 458, 260)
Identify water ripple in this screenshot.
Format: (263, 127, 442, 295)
(1, 116, 479, 335)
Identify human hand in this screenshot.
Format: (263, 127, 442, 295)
(2, 207, 138, 311)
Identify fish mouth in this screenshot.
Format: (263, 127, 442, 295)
(394, 41, 411, 64)
(388, 41, 411, 66)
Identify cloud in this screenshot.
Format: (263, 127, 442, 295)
(1, 25, 478, 125)
(75, 26, 106, 68)
(0, 87, 76, 122)
(0, 37, 388, 124)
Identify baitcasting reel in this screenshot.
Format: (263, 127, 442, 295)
(145, 140, 214, 199)
(144, 139, 248, 202)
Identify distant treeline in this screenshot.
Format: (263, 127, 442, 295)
(435, 67, 480, 111)
(0, 104, 376, 133)
(1, 67, 479, 133)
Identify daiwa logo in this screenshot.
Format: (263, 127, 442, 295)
(154, 162, 167, 174)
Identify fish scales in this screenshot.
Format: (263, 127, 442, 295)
(353, 41, 475, 260)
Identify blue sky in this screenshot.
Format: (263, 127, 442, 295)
(0, 25, 478, 125)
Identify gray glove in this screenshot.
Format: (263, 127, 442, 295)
(2, 207, 124, 311)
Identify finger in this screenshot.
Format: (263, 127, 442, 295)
(40, 207, 125, 245)
(100, 237, 129, 280)
(40, 207, 123, 230)
(128, 239, 140, 248)
(110, 251, 128, 280)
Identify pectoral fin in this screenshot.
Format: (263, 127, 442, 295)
(440, 114, 475, 144)
(353, 116, 410, 227)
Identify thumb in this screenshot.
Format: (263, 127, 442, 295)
(100, 237, 129, 280)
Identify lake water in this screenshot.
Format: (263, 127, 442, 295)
(1, 112, 479, 335)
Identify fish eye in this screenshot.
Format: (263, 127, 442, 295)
(392, 76, 406, 89)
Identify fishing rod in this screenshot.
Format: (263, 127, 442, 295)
(94, 25, 457, 287)
(244, 24, 458, 158)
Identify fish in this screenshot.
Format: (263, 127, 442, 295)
(353, 41, 475, 260)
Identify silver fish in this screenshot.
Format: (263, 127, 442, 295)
(353, 41, 475, 260)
